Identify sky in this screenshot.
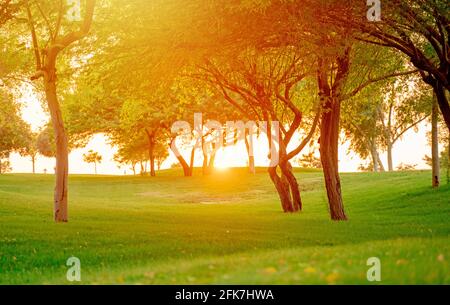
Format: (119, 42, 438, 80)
(10, 84, 435, 175)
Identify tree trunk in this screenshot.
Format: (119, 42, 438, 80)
(140, 161, 144, 175)
(432, 81, 450, 132)
(0, 159, 2, 174)
(319, 97, 347, 221)
(170, 141, 191, 177)
(208, 149, 216, 172)
(431, 94, 440, 188)
(149, 147, 155, 177)
(94, 162, 97, 175)
(145, 130, 156, 177)
(387, 141, 394, 171)
(371, 141, 379, 172)
(202, 137, 210, 175)
(245, 134, 256, 174)
(447, 134, 450, 184)
(45, 75, 69, 223)
(268, 166, 294, 212)
(279, 161, 302, 211)
(376, 151, 385, 172)
(31, 155, 36, 174)
(189, 147, 195, 176)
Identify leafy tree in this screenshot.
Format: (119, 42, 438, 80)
(83, 150, 102, 175)
(20, 0, 96, 222)
(0, 90, 30, 173)
(21, 131, 39, 174)
(378, 77, 431, 171)
(327, 0, 450, 132)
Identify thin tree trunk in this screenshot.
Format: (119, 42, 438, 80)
(145, 130, 156, 177)
(245, 134, 256, 174)
(208, 149, 216, 172)
(31, 155, 36, 174)
(94, 162, 97, 175)
(189, 146, 195, 176)
(202, 137, 210, 175)
(0, 159, 2, 174)
(45, 74, 69, 223)
(387, 141, 394, 171)
(149, 147, 155, 177)
(431, 94, 440, 188)
(376, 151, 385, 172)
(371, 141, 379, 172)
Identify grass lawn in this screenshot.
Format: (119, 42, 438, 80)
(0, 168, 449, 284)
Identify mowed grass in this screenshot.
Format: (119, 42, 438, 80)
(0, 168, 449, 284)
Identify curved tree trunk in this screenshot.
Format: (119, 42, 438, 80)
(170, 141, 191, 177)
(279, 161, 302, 211)
(268, 166, 294, 212)
(45, 74, 69, 223)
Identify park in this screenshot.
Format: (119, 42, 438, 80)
(0, 0, 449, 285)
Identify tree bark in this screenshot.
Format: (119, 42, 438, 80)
(376, 151, 385, 172)
(45, 74, 69, 222)
(431, 94, 440, 188)
(319, 97, 347, 221)
(387, 141, 394, 172)
(371, 141, 379, 172)
(431, 81, 450, 132)
(317, 49, 350, 221)
(268, 166, 294, 212)
(279, 161, 302, 211)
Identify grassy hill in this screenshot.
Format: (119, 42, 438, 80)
(0, 168, 449, 284)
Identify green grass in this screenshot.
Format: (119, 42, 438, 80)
(0, 168, 449, 284)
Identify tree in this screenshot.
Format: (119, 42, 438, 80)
(198, 45, 320, 213)
(83, 150, 102, 175)
(21, 131, 39, 174)
(22, 0, 96, 222)
(0, 0, 20, 27)
(328, 0, 450, 132)
(378, 77, 431, 171)
(0, 90, 30, 173)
